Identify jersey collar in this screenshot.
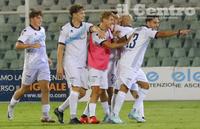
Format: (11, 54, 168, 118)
(70, 21, 83, 28)
(30, 24, 41, 31)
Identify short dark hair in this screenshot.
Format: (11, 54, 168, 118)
(29, 9, 42, 19)
(69, 4, 84, 16)
(100, 11, 115, 22)
(145, 15, 159, 23)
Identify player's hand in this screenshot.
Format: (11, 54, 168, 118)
(97, 30, 106, 39)
(31, 43, 41, 48)
(48, 58, 53, 66)
(113, 30, 121, 38)
(127, 32, 135, 43)
(57, 65, 64, 80)
(179, 29, 191, 36)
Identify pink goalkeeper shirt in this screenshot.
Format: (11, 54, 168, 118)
(88, 29, 113, 70)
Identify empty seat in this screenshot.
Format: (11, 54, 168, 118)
(144, 48, 156, 59)
(0, 23, 13, 33)
(162, 58, 176, 66)
(56, 14, 70, 25)
(74, 0, 88, 5)
(48, 23, 61, 32)
(173, 48, 186, 58)
(157, 48, 171, 58)
(146, 57, 160, 67)
(168, 38, 182, 48)
(153, 39, 167, 49)
(176, 57, 191, 67)
(183, 39, 195, 51)
(188, 48, 200, 58)
(42, 0, 55, 9)
(0, 60, 8, 69)
(87, 12, 101, 23)
(192, 57, 200, 66)
(43, 14, 55, 24)
(4, 50, 18, 61)
(10, 59, 23, 69)
(8, 0, 22, 10)
(194, 30, 200, 40)
(0, 15, 5, 24)
(46, 40, 57, 51)
(57, 0, 72, 9)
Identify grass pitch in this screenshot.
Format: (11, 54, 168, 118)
(0, 101, 200, 129)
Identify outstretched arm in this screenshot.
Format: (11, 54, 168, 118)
(156, 29, 191, 38)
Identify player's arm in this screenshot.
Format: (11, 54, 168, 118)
(102, 32, 134, 49)
(15, 41, 41, 50)
(156, 29, 191, 38)
(56, 43, 65, 79)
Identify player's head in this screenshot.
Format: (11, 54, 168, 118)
(69, 4, 85, 22)
(29, 9, 43, 28)
(146, 15, 160, 30)
(100, 11, 115, 28)
(120, 14, 133, 27)
(112, 11, 120, 25)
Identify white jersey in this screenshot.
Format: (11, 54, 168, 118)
(58, 22, 93, 67)
(119, 26, 157, 70)
(18, 25, 48, 69)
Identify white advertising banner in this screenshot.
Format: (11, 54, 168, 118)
(81, 67, 200, 101)
(143, 67, 200, 100)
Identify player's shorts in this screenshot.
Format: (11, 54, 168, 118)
(115, 66, 148, 90)
(22, 65, 50, 85)
(64, 65, 88, 89)
(107, 60, 118, 88)
(88, 67, 108, 89)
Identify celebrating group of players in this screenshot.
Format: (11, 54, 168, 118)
(7, 4, 190, 124)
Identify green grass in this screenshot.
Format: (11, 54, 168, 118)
(0, 101, 200, 129)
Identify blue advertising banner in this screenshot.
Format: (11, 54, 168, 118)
(0, 70, 69, 101)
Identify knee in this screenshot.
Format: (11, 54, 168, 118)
(79, 88, 86, 98)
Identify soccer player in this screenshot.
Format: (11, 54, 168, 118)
(54, 4, 105, 124)
(7, 9, 55, 123)
(79, 11, 134, 124)
(111, 15, 191, 124)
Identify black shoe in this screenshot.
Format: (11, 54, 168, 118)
(69, 117, 81, 124)
(54, 108, 64, 124)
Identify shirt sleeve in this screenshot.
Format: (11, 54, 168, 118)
(146, 28, 158, 39)
(92, 32, 106, 45)
(85, 22, 93, 32)
(18, 29, 30, 43)
(58, 26, 69, 44)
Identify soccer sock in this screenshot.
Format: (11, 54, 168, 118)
(42, 104, 50, 118)
(113, 91, 126, 116)
(89, 103, 96, 117)
(132, 88, 148, 112)
(109, 105, 112, 113)
(101, 101, 110, 116)
(9, 97, 19, 107)
(69, 90, 79, 119)
(83, 101, 90, 116)
(111, 93, 117, 112)
(58, 98, 69, 112)
(140, 101, 145, 117)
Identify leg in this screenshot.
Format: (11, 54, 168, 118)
(100, 89, 110, 123)
(8, 85, 31, 120)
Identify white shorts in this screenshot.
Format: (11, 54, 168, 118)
(107, 60, 118, 88)
(116, 67, 148, 90)
(88, 67, 108, 89)
(64, 65, 88, 89)
(22, 65, 50, 85)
